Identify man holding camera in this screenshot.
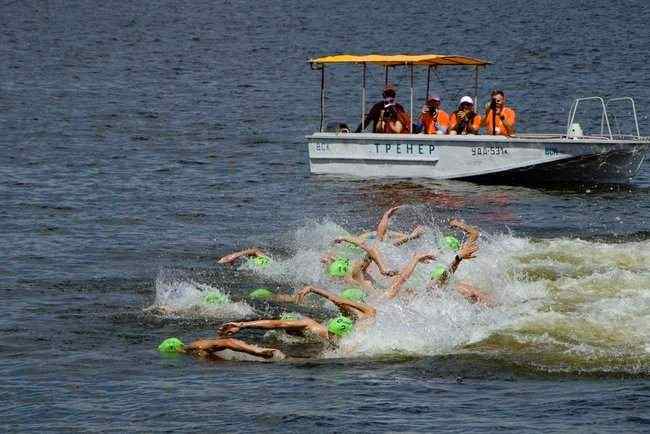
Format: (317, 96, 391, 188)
(482, 90, 516, 136)
(355, 85, 410, 133)
(417, 96, 449, 134)
(448, 96, 481, 135)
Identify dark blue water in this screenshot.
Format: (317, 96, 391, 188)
(2, 0, 650, 432)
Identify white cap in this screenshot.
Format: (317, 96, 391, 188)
(459, 96, 474, 105)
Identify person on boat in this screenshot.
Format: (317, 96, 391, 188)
(417, 96, 449, 134)
(157, 336, 286, 360)
(219, 285, 377, 346)
(355, 85, 410, 134)
(448, 96, 481, 135)
(481, 89, 516, 136)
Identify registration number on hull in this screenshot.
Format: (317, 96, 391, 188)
(471, 146, 509, 156)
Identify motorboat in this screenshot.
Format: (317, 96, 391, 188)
(306, 54, 649, 184)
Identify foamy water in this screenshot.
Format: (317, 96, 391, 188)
(152, 269, 257, 319)
(155, 218, 650, 373)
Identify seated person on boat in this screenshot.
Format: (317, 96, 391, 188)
(481, 89, 516, 136)
(355, 85, 410, 134)
(448, 96, 481, 135)
(417, 95, 449, 135)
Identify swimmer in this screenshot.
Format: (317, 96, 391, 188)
(246, 287, 297, 304)
(157, 336, 286, 360)
(384, 238, 492, 305)
(220, 285, 376, 345)
(448, 218, 479, 244)
(332, 236, 397, 277)
(361, 205, 427, 247)
(217, 248, 271, 268)
(320, 238, 397, 293)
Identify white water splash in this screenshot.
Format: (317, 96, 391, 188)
(213, 217, 650, 371)
(151, 269, 256, 319)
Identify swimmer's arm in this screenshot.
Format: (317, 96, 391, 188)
(296, 286, 376, 319)
(217, 248, 267, 264)
(376, 206, 402, 241)
(439, 240, 479, 285)
(333, 236, 397, 276)
(356, 230, 375, 241)
(384, 253, 436, 299)
(345, 262, 378, 293)
(220, 319, 316, 336)
(453, 281, 494, 307)
(392, 225, 426, 247)
(185, 338, 285, 359)
(448, 219, 479, 243)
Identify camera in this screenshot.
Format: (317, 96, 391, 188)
(490, 98, 497, 111)
(383, 105, 397, 120)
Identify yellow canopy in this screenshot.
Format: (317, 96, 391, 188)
(309, 54, 490, 67)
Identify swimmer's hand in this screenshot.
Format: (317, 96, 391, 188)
(385, 205, 402, 217)
(448, 218, 469, 230)
(411, 225, 426, 237)
(294, 286, 314, 304)
(393, 225, 427, 246)
(449, 219, 479, 242)
(320, 253, 336, 264)
(416, 253, 437, 263)
(457, 241, 479, 260)
(260, 348, 286, 360)
(219, 322, 241, 337)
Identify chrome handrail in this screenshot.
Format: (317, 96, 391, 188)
(606, 97, 641, 139)
(567, 96, 612, 139)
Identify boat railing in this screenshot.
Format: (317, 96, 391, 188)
(605, 97, 641, 139)
(567, 96, 641, 140)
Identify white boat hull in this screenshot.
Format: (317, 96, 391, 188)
(307, 133, 649, 183)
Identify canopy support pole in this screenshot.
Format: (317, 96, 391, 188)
(409, 64, 414, 132)
(384, 66, 388, 86)
(361, 63, 366, 131)
(320, 66, 325, 132)
(474, 66, 479, 111)
(426, 66, 431, 98)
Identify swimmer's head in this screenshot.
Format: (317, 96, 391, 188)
(340, 287, 367, 303)
(328, 257, 351, 278)
(247, 288, 274, 301)
(327, 315, 354, 337)
(247, 255, 271, 269)
(204, 291, 230, 306)
(440, 235, 461, 251)
(430, 264, 448, 281)
(158, 337, 184, 353)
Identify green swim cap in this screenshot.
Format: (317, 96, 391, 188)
(280, 312, 301, 321)
(430, 264, 447, 281)
(328, 257, 351, 278)
(441, 235, 461, 251)
(327, 316, 354, 337)
(204, 291, 230, 305)
(247, 288, 274, 301)
(158, 337, 184, 353)
(247, 255, 271, 268)
(340, 287, 367, 303)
